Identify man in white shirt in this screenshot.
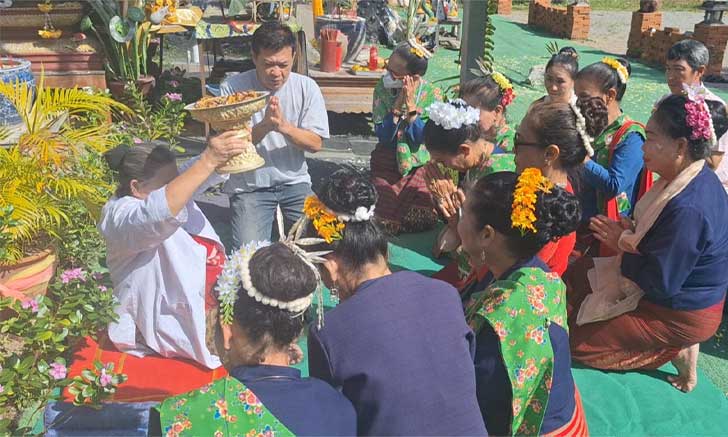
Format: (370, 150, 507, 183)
(661, 39, 728, 193)
(221, 22, 329, 247)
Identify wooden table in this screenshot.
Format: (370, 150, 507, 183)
(308, 65, 383, 114)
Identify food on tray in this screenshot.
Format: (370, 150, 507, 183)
(194, 91, 261, 109)
(351, 57, 386, 73)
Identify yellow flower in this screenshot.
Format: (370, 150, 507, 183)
(304, 196, 345, 243)
(602, 57, 629, 83)
(410, 47, 425, 58)
(491, 72, 512, 91)
(511, 168, 553, 235)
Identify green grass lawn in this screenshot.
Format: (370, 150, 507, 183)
(512, 0, 701, 11)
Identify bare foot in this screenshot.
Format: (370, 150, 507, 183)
(667, 343, 699, 393)
(288, 343, 303, 365)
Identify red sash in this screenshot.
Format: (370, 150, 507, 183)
(600, 121, 653, 257)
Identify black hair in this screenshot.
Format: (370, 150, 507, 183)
(652, 95, 728, 161)
(667, 40, 709, 71)
(251, 21, 297, 56)
(523, 97, 609, 169)
(103, 144, 176, 197)
(459, 76, 505, 111)
(423, 101, 483, 156)
(231, 243, 317, 362)
(469, 172, 581, 259)
(303, 169, 388, 271)
(546, 46, 579, 79)
(577, 58, 632, 102)
(392, 42, 428, 76)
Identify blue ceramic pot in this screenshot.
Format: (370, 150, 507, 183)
(314, 15, 367, 64)
(0, 58, 34, 126)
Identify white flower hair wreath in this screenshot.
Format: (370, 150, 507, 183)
(428, 99, 480, 130)
(216, 207, 334, 328)
(569, 94, 595, 157)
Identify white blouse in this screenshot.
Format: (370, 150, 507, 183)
(98, 159, 227, 369)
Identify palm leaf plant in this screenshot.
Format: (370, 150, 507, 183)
(0, 74, 129, 265)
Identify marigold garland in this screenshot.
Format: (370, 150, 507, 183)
(601, 57, 629, 84)
(303, 196, 345, 243)
(511, 168, 553, 235)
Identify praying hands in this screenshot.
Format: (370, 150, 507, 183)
(589, 214, 634, 253)
(423, 163, 463, 220)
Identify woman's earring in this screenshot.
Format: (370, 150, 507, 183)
(480, 250, 487, 263)
(330, 284, 340, 305)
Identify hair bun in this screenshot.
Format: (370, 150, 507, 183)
(534, 186, 581, 244)
(103, 145, 130, 171)
(319, 168, 378, 216)
(558, 46, 579, 59)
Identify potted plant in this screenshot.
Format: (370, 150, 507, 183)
(83, 0, 156, 97)
(0, 74, 129, 300)
(0, 57, 34, 127)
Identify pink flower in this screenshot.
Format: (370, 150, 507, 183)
(169, 80, 180, 88)
(98, 286, 108, 292)
(60, 268, 87, 284)
(49, 362, 67, 380)
(0, 384, 4, 394)
(164, 92, 182, 102)
(99, 368, 113, 387)
(133, 137, 143, 144)
(21, 297, 39, 313)
(685, 100, 713, 141)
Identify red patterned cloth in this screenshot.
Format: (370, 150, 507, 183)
(543, 388, 589, 437)
(370, 144, 438, 234)
(190, 235, 225, 310)
(64, 335, 227, 403)
(566, 257, 724, 370)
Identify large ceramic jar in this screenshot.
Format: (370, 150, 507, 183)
(314, 15, 367, 64)
(0, 57, 34, 126)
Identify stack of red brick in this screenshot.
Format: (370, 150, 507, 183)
(627, 11, 728, 76)
(527, 0, 590, 40)
(495, 0, 512, 15)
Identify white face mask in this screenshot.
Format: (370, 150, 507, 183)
(382, 72, 403, 89)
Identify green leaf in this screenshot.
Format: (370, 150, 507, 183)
(127, 7, 145, 23)
(35, 330, 53, 341)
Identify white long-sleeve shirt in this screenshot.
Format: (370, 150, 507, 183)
(98, 159, 227, 369)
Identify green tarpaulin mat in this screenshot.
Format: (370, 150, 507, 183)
(294, 230, 728, 435)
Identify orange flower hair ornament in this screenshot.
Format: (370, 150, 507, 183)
(511, 168, 554, 234)
(303, 196, 346, 243)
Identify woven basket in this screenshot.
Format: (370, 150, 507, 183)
(185, 92, 269, 174)
(185, 92, 268, 131)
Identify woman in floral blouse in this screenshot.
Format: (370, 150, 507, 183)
(149, 243, 355, 436)
(370, 41, 443, 233)
(458, 171, 588, 436)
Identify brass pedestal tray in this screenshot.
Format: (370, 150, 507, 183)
(185, 91, 269, 174)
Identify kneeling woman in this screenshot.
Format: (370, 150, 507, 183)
(100, 133, 248, 368)
(569, 94, 728, 392)
(305, 170, 487, 436)
(458, 171, 587, 436)
(151, 243, 356, 436)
